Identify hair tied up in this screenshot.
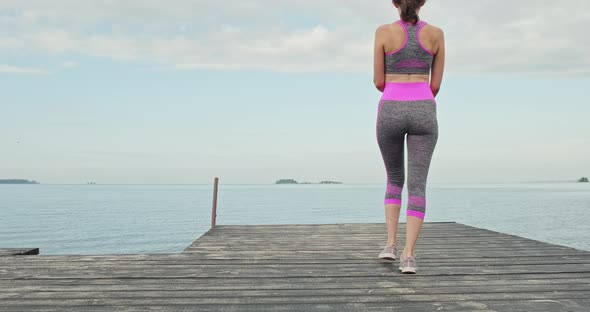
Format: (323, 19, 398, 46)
(392, 0, 426, 25)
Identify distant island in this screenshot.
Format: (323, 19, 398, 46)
(319, 181, 343, 184)
(275, 179, 343, 184)
(0, 179, 40, 184)
(276, 179, 298, 184)
(578, 177, 589, 183)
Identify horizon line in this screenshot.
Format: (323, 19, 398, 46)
(2, 180, 585, 186)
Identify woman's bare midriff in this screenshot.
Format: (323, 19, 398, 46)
(386, 73, 430, 83)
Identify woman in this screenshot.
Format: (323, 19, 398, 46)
(374, 0, 445, 274)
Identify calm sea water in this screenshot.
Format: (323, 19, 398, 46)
(0, 182, 588, 255)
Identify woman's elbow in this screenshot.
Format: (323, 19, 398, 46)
(430, 84, 441, 96)
(374, 79, 385, 92)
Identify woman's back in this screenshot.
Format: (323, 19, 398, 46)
(384, 20, 434, 76)
(382, 21, 439, 60)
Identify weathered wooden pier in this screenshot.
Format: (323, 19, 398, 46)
(1, 221, 589, 311)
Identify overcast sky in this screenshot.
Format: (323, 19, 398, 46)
(1, 0, 589, 184)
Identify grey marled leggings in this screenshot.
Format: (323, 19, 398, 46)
(376, 82, 438, 219)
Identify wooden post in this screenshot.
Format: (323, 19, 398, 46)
(211, 177, 219, 229)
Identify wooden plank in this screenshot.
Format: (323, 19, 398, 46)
(2, 263, 589, 279)
(180, 249, 587, 258)
(2, 272, 588, 285)
(2, 276, 590, 292)
(2, 287, 590, 303)
(1, 280, 589, 298)
(0, 290, 589, 305)
(0, 299, 589, 311)
(183, 241, 573, 250)
(0, 300, 589, 312)
(1, 251, 587, 263)
(4, 256, 590, 267)
(3, 260, 590, 274)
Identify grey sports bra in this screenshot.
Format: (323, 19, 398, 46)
(385, 20, 434, 75)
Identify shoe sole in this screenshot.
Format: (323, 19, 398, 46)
(378, 253, 397, 261)
(398, 266, 416, 274)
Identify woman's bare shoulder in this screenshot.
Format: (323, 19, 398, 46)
(375, 23, 395, 34)
(423, 22, 444, 37)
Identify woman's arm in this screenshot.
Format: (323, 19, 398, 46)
(430, 28, 445, 97)
(373, 26, 386, 93)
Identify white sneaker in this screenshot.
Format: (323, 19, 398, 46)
(378, 243, 398, 261)
(398, 254, 417, 274)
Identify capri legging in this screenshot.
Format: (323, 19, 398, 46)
(376, 82, 438, 219)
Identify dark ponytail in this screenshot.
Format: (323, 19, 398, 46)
(392, 0, 426, 25)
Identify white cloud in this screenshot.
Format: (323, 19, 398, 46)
(0, 64, 48, 75)
(0, 0, 589, 76)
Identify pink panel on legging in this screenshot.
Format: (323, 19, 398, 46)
(407, 210, 425, 219)
(384, 198, 402, 205)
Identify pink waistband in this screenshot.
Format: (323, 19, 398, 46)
(381, 82, 434, 101)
